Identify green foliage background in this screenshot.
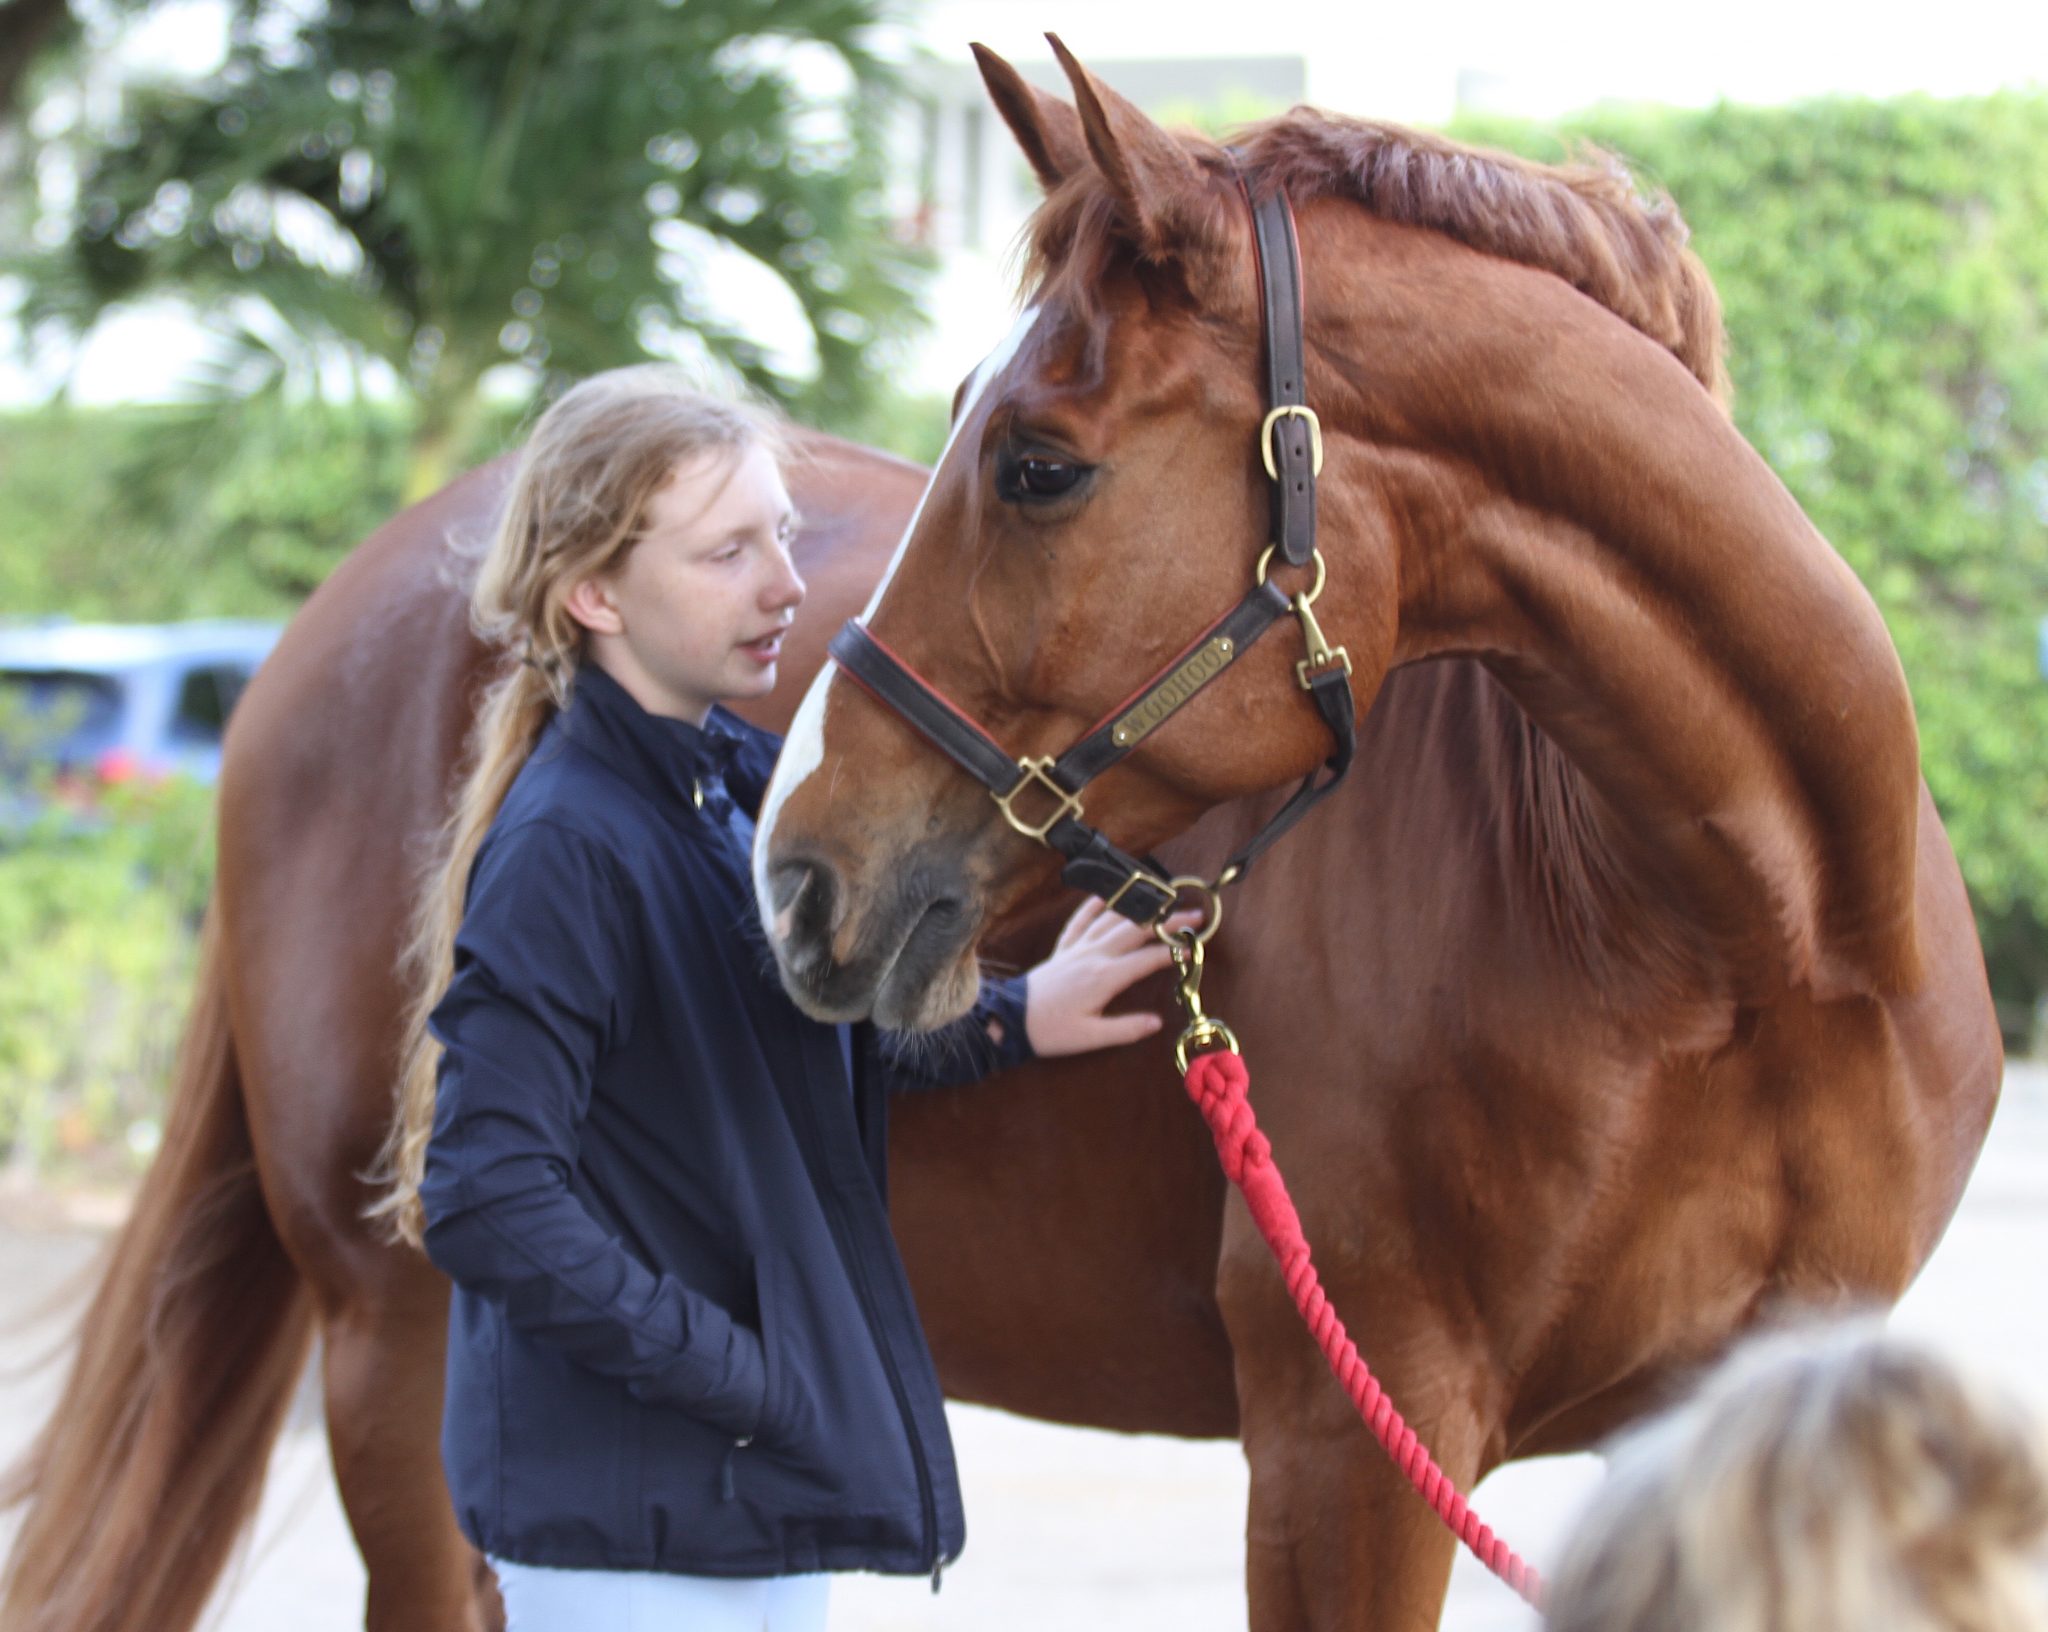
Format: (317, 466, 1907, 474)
(0, 401, 415, 617)
(9, 0, 934, 501)
(1450, 92, 2048, 1046)
(0, 773, 214, 1180)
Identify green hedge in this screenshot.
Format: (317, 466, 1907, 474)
(0, 775, 214, 1177)
(0, 386, 951, 620)
(0, 400, 413, 619)
(1453, 94, 2048, 1048)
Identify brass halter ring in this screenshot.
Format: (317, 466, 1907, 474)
(1152, 875, 1225, 946)
(1255, 544, 1327, 606)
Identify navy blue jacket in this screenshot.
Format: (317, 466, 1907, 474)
(419, 660, 1032, 1578)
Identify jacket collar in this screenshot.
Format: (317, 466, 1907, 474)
(556, 661, 745, 818)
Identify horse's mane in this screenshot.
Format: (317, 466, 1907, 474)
(1023, 109, 1730, 406)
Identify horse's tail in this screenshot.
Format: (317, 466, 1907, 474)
(0, 902, 315, 1632)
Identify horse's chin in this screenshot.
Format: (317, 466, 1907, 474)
(871, 938, 983, 1034)
(773, 905, 983, 1033)
(777, 980, 870, 1027)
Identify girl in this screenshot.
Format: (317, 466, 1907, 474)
(369, 365, 1185, 1630)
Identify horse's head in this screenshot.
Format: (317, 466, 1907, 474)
(754, 40, 1411, 1029)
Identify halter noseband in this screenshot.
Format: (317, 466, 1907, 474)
(825, 168, 1356, 940)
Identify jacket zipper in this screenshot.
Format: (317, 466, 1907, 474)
(719, 1431, 752, 1501)
(786, 1045, 944, 1579)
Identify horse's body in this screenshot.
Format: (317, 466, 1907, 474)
(0, 47, 2004, 1632)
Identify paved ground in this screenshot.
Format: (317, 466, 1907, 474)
(3, 1064, 2043, 1630)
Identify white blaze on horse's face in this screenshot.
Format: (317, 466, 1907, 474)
(752, 304, 1044, 938)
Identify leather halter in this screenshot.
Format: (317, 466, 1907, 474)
(826, 171, 1356, 932)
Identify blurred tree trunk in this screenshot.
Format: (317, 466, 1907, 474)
(403, 366, 488, 506)
(0, 0, 74, 124)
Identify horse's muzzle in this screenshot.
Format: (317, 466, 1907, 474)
(765, 851, 981, 1031)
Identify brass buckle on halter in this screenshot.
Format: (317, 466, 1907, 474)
(1259, 405, 1325, 481)
(1103, 867, 1160, 916)
(994, 756, 1082, 842)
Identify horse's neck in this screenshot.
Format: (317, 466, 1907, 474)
(1360, 328, 1921, 1006)
(1376, 661, 1743, 1020)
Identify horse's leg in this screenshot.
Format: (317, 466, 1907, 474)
(229, 945, 495, 1630)
(1219, 1203, 1486, 1632)
(314, 1258, 502, 1632)
(240, 1090, 493, 1629)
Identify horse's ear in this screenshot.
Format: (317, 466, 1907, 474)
(1045, 33, 1211, 264)
(970, 42, 1086, 193)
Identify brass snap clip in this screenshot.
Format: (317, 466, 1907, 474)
(1254, 546, 1351, 690)
(1167, 929, 1242, 1075)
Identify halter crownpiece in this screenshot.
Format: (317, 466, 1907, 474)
(825, 165, 1356, 934)
(1248, 161, 1321, 571)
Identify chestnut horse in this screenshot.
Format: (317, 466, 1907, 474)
(754, 40, 2005, 1631)
(0, 45, 2002, 1632)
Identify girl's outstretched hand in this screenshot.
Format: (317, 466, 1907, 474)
(1020, 895, 1203, 1058)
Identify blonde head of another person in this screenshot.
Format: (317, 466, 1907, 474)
(1545, 1318, 2048, 1632)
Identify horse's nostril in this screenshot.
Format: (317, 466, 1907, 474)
(769, 857, 836, 953)
(768, 859, 809, 914)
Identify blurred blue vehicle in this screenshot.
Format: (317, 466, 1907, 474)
(0, 619, 284, 801)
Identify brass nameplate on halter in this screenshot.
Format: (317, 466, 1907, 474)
(1110, 637, 1236, 748)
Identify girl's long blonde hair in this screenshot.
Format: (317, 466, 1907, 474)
(1545, 1317, 2048, 1632)
(365, 364, 781, 1247)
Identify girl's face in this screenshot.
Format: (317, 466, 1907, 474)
(568, 440, 804, 724)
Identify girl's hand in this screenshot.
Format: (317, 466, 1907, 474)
(1020, 896, 1202, 1058)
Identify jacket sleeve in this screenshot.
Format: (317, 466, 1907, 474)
(418, 819, 765, 1440)
(864, 972, 1035, 1093)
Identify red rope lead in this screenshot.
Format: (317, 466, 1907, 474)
(1183, 1049, 1546, 1610)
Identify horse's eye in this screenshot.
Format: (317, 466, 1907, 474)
(1018, 458, 1077, 495)
(1000, 454, 1088, 504)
